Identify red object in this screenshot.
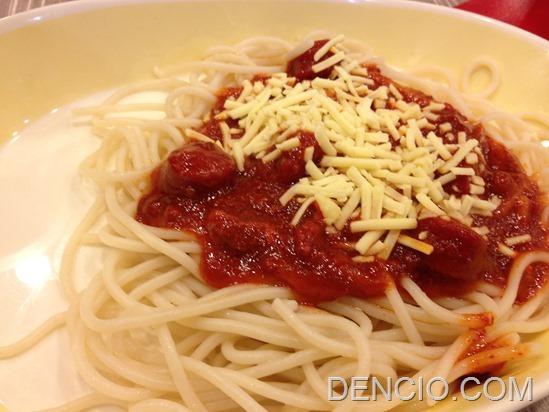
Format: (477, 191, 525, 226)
(136, 65, 549, 306)
(456, 0, 549, 41)
(286, 39, 336, 81)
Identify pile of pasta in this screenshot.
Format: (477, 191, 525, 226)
(4, 32, 549, 412)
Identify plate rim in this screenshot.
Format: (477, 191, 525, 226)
(0, 0, 548, 49)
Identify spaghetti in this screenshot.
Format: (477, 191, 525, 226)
(3, 32, 549, 412)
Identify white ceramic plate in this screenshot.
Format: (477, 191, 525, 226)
(1, 1, 548, 411)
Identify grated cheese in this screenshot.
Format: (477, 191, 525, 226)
(312, 51, 346, 74)
(276, 136, 301, 151)
(356, 230, 385, 254)
(290, 197, 315, 226)
(498, 243, 517, 258)
(397, 234, 434, 255)
(313, 34, 346, 61)
(350, 218, 417, 232)
(212, 34, 502, 259)
(505, 234, 532, 246)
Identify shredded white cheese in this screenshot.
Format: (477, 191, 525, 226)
(213, 35, 501, 259)
(505, 234, 532, 246)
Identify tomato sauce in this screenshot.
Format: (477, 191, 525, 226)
(136, 41, 549, 305)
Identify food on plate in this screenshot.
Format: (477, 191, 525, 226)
(4, 32, 549, 411)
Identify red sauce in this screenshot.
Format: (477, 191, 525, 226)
(286, 39, 334, 81)
(138, 132, 389, 304)
(136, 42, 549, 306)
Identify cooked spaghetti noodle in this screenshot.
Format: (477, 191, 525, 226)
(3, 32, 549, 412)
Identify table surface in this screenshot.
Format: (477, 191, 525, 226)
(0, 1, 547, 411)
